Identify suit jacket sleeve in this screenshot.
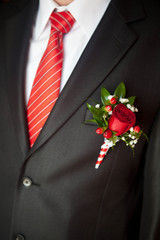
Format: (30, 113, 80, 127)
(140, 109, 160, 240)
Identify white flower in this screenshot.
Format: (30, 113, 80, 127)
(108, 111, 112, 115)
(127, 104, 131, 109)
(129, 140, 134, 145)
(129, 134, 132, 137)
(130, 127, 134, 132)
(131, 136, 136, 139)
(108, 95, 114, 100)
(134, 139, 138, 144)
(122, 137, 125, 141)
(119, 98, 129, 103)
(132, 144, 135, 148)
(129, 106, 138, 113)
(95, 104, 100, 109)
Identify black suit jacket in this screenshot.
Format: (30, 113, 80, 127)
(0, 0, 160, 239)
(140, 109, 160, 240)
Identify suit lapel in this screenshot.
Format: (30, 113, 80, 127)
(5, 0, 39, 158)
(27, 0, 145, 158)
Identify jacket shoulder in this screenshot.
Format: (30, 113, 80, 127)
(0, 0, 32, 20)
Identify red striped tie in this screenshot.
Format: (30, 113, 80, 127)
(27, 11, 75, 147)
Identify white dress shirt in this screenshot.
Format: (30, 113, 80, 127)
(25, 0, 111, 104)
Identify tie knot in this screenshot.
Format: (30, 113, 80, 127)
(50, 11, 75, 34)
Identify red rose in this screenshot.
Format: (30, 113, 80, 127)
(108, 104, 136, 136)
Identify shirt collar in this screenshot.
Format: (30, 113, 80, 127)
(34, 0, 111, 40)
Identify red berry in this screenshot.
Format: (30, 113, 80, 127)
(110, 97, 117, 104)
(133, 125, 140, 133)
(105, 105, 112, 112)
(96, 128, 103, 134)
(103, 130, 112, 139)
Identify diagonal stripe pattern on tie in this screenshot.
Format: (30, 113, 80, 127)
(27, 11, 75, 147)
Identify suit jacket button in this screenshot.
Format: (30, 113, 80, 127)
(22, 177, 32, 187)
(15, 234, 25, 240)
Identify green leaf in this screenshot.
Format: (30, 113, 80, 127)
(114, 82, 126, 98)
(111, 134, 118, 145)
(128, 96, 136, 105)
(104, 99, 111, 105)
(101, 87, 110, 105)
(101, 106, 110, 116)
(112, 131, 117, 135)
(142, 132, 149, 141)
(87, 104, 107, 127)
(85, 119, 97, 124)
(101, 106, 107, 112)
(86, 98, 100, 105)
(93, 116, 106, 127)
(87, 104, 103, 118)
(103, 117, 109, 128)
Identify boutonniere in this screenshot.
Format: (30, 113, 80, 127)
(87, 82, 147, 169)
